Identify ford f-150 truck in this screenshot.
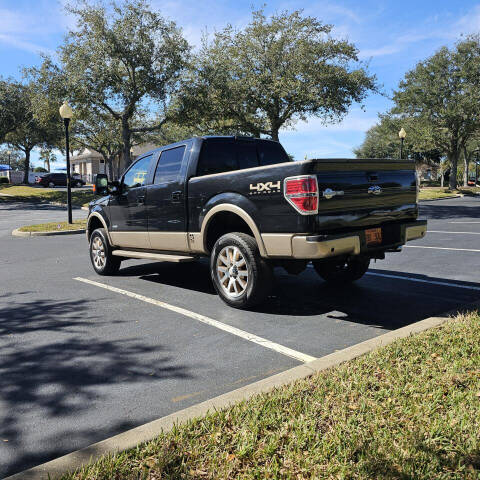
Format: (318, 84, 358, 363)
(88, 136, 426, 308)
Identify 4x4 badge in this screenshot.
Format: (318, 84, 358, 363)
(249, 181, 281, 194)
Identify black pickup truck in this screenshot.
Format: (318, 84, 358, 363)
(88, 136, 426, 308)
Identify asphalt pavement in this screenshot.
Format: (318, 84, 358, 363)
(1, 196, 480, 477)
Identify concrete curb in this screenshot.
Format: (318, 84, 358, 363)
(6, 300, 480, 480)
(11, 228, 86, 237)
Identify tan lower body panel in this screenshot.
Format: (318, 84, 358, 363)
(109, 231, 151, 249)
(148, 232, 189, 252)
(261, 234, 295, 257)
(262, 233, 361, 259)
(405, 224, 427, 241)
(291, 235, 361, 259)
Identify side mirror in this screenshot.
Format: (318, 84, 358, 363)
(93, 174, 109, 195)
(109, 180, 121, 195)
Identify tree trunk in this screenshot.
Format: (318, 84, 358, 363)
(448, 141, 458, 190)
(463, 146, 470, 187)
(270, 127, 279, 142)
(23, 149, 31, 184)
(122, 116, 131, 169)
(107, 155, 114, 181)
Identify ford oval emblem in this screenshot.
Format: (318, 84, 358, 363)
(368, 185, 382, 195)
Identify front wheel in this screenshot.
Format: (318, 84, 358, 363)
(312, 256, 370, 284)
(89, 228, 121, 275)
(210, 232, 273, 309)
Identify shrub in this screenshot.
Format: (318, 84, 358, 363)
(0, 177, 9, 184)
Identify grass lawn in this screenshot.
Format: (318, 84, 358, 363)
(17, 219, 87, 232)
(0, 185, 95, 207)
(419, 186, 480, 201)
(61, 312, 480, 480)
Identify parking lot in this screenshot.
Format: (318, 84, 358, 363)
(1, 196, 480, 478)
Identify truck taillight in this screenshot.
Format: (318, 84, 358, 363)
(284, 175, 319, 215)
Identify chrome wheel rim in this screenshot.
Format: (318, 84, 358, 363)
(48, 182, 55, 188)
(216, 246, 249, 298)
(91, 236, 106, 269)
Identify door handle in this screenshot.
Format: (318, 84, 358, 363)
(171, 191, 182, 202)
(137, 195, 146, 204)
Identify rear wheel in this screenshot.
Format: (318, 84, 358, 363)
(211, 232, 272, 309)
(89, 228, 121, 275)
(312, 256, 370, 284)
(48, 181, 55, 188)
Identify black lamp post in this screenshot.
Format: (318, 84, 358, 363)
(59, 101, 74, 224)
(475, 150, 480, 186)
(7, 150, 11, 182)
(398, 128, 406, 159)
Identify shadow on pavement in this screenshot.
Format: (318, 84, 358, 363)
(0, 296, 192, 478)
(419, 200, 480, 220)
(118, 260, 480, 330)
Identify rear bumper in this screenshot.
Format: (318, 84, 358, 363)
(261, 220, 427, 259)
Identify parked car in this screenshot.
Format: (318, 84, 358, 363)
(36, 173, 86, 188)
(87, 136, 426, 309)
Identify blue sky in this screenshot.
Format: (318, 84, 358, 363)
(1, 0, 480, 169)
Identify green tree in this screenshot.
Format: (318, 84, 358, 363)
(354, 114, 441, 169)
(392, 36, 480, 189)
(0, 79, 30, 142)
(0, 147, 23, 171)
(5, 82, 61, 183)
(39, 148, 57, 172)
(60, 0, 190, 168)
(177, 9, 376, 141)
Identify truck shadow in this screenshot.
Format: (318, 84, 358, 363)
(124, 260, 480, 330)
(419, 198, 480, 220)
(257, 266, 480, 329)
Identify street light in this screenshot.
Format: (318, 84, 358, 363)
(475, 150, 480, 187)
(398, 128, 406, 159)
(59, 101, 73, 224)
(7, 150, 11, 182)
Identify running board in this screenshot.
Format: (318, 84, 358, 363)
(112, 250, 196, 263)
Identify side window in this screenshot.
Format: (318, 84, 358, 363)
(257, 141, 290, 166)
(154, 146, 186, 184)
(123, 155, 152, 190)
(197, 140, 238, 176)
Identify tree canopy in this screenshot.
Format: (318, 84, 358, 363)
(60, 0, 190, 168)
(177, 9, 377, 141)
(391, 36, 480, 188)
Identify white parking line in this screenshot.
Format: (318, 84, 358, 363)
(74, 277, 316, 364)
(428, 230, 480, 235)
(449, 222, 480, 224)
(366, 272, 480, 291)
(404, 245, 480, 252)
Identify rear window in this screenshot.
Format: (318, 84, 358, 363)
(196, 139, 290, 176)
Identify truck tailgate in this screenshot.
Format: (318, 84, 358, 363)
(310, 159, 417, 231)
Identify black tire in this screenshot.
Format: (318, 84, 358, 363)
(312, 256, 370, 284)
(89, 228, 121, 275)
(210, 232, 273, 309)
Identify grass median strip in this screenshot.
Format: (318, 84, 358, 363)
(18, 219, 87, 232)
(61, 311, 480, 480)
(419, 186, 480, 201)
(0, 185, 95, 207)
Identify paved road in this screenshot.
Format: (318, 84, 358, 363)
(1, 196, 480, 477)
(0, 200, 85, 237)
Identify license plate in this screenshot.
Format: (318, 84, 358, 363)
(366, 227, 382, 245)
